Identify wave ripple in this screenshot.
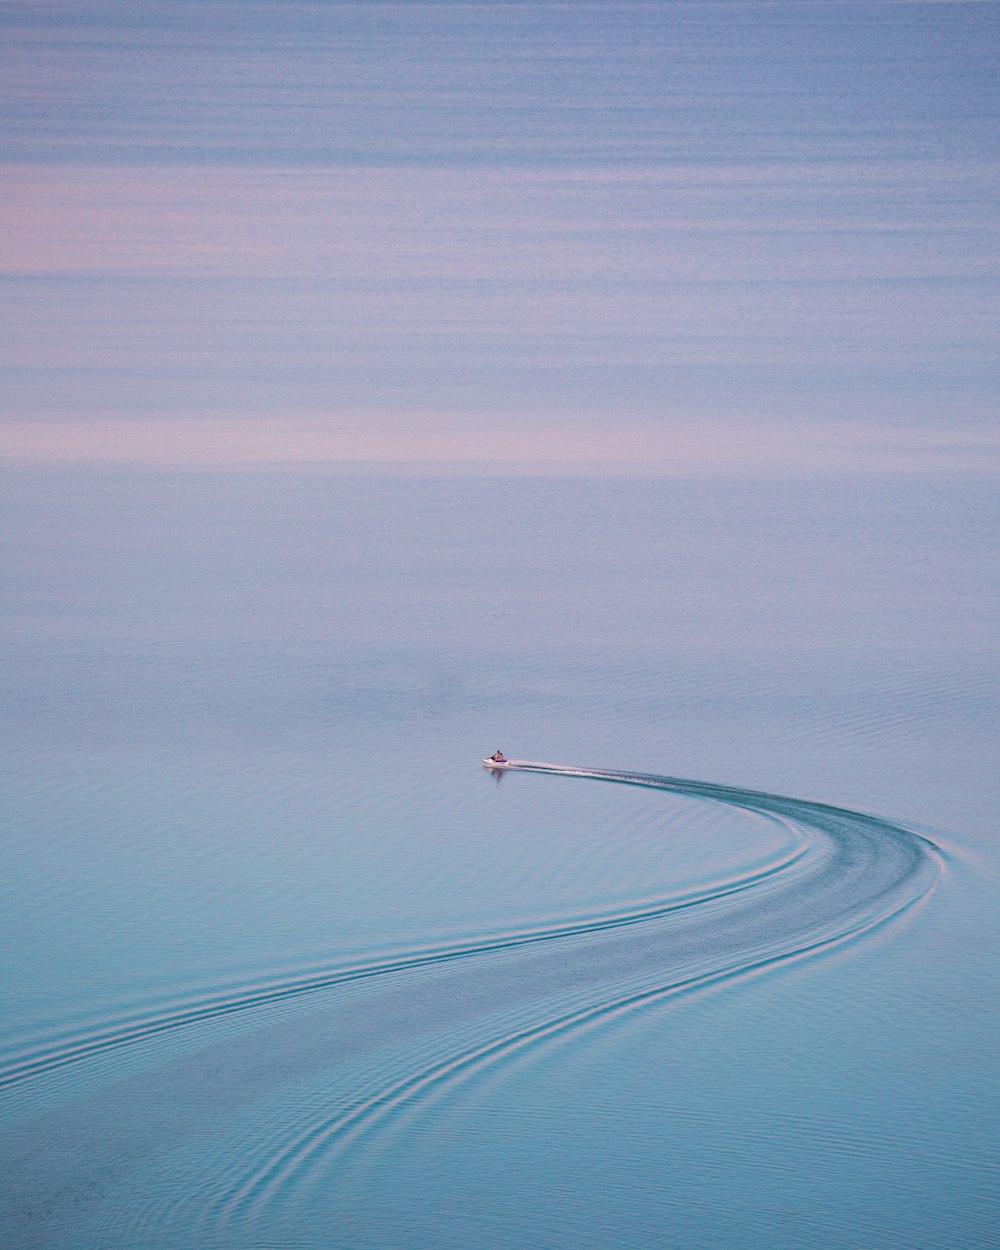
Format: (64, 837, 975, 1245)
(2, 764, 942, 1250)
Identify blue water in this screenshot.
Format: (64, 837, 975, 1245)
(1, 469, 997, 1249)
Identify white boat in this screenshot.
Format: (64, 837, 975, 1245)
(483, 757, 510, 769)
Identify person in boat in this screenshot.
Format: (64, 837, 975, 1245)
(491, 750, 506, 763)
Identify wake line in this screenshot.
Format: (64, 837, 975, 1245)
(23, 762, 943, 1250)
(508, 760, 942, 849)
(206, 762, 942, 1231)
(2, 765, 940, 1101)
(232, 864, 929, 1233)
(1, 814, 807, 1092)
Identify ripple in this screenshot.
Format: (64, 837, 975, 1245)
(0, 818, 806, 1095)
(2, 764, 942, 1250)
(86, 763, 940, 1250)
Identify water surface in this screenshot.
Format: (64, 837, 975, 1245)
(1, 469, 997, 1249)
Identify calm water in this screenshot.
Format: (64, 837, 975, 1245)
(1, 468, 997, 1249)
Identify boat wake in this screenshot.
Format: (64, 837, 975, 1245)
(1, 764, 942, 1249)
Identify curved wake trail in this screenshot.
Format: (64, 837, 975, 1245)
(4, 765, 942, 1249)
(1, 833, 807, 1093)
(201, 764, 941, 1240)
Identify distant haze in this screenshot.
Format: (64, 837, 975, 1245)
(1, 2, 997, 473)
